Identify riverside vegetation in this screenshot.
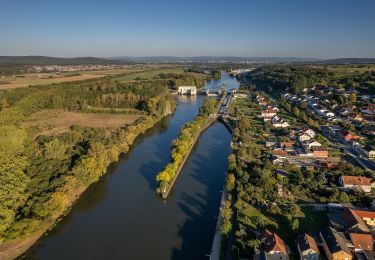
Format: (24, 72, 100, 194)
(0, 72, 203, 257)
(156, 97, 219, 196)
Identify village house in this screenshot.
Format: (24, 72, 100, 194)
(319, 227, 352, 260)
(339, 176, 375, 193)
(298, 132, 313, 142)
(311, 146, 328, 158)
(341, 131, 361, 142)
(279, 141, 295, 152)
(340, 208, 371, 233)
(271, 116, 290, 128)
(296, 233, 320, 260)
(349, 233, 374, 252)
(261, 108, 278, 118)
(273, 149, 288, 159)
(254, 230, 290, 260)
(352, 209, 375, 227)
(303, 141, 322, 150)
(362, 146, 375, 159)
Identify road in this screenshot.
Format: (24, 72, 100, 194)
(321, 125, 375, 174)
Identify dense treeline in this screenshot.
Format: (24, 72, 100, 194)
(156, 97, 219, 195)
(249, 65, 375, 95)
(212, 70, 222, 80)
(0, 73, 201, 243)
(156, 72, 207, 89)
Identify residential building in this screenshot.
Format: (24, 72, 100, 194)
(349, 233, 374, 252)
(273, 149, 288, 159)
(298, 133, 313, 142)
(342, 132, 361, 142)
(280, 141, 295, 152)
(271, 115, 289, 128)
(341, 208, 371, 233)
(303, 129, 316, 138)
(255, 230, 290, 260)
(311, 146, 328, 158)
(296, 233, 320, 260)
(352, 209, 375, 227)
(303, 141, 322, 150)
(339, 176, 375, 193)
(261, 108, 278, 118)
(319, 227, 352, 260)
(362, 146, 375, 159)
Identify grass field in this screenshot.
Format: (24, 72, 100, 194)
(24, 109, 144, 136)
(113, 67, 185, 82)
(0, 65, 191, 89)
(0, 73, 110, 90)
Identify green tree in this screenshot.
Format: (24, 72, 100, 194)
(44, 138, 66, 160)
(226, 173, 236, 192)
(0, 98, 10, 111)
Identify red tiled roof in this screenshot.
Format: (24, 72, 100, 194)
(257, 230, 287, 254)
(273, 149, 288, 156)
(353, 210, 375, 219)
(349, 233, 374, 250)
(341, 176, 373, 186)
(341, 208, 370, 232)
(297, 233, 319, 253)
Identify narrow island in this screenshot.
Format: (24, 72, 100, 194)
(156, 94, 226, 198)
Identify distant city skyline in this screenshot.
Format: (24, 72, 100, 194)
(1, 0, 374, 58)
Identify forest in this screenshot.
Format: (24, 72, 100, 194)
(0, 73, 198, 242)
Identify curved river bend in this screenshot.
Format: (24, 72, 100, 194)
(26, 73, 238, 260)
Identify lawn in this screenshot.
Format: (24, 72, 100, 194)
(24, 109, 145, 136)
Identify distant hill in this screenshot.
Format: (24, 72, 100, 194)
(110, 56, 321, 63)
(0, 56, 132, 66)
(317, 58, 375, 65)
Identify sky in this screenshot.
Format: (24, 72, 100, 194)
(0, 0, 374, 59)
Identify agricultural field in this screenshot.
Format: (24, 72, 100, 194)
(24, 109, 144, 136)
(0, 66, 180, 89)
(0, 73, 107, 90)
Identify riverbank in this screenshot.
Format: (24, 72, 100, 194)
(158, 94, 226, 198)
(0, 114, 168, 260)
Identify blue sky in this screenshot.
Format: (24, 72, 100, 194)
(0, 0, 374, 58)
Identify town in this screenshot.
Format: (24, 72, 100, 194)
(219, 64, 375, 259)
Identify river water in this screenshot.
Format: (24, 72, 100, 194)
(25, 72, 238, 260)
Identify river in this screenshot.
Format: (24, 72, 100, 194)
(25, 72, 238, 260)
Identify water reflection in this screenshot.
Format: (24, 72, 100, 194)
(25, 75, 238, 260)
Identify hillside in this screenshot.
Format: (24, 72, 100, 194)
(0, 56, 133, 65)
(318, 58, 375, 64)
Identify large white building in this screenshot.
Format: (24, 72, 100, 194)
(178, 86, 197, 95)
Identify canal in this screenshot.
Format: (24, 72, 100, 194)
(25, 72, 238, 260)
